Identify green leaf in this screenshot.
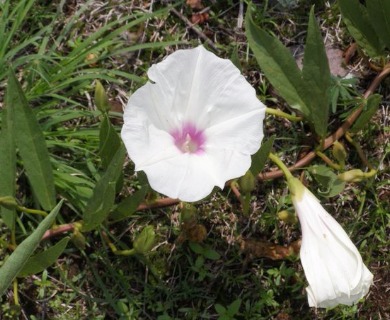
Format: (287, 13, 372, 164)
(350, 94, 382, 133)
(214, 304, 226, 315)
(0, 108, 16, 230)
(188, 242, 204, 255)
(308, 165, 346, 198)
(339, 0, 383, 57)
(7, 69, 56, 211)
(309, 165, 335, 186)
(110, 185, 149, 222)
(326, 178, 346, 198)
(82, 145, 126, 231)
(99, 114, 122, 169)
(227, 298, 242, 316)
(366, 0, 390, 49)
(18, 237, 70, 277)
(203, 247, 221, 260)
(250, 136, 275, 175)
(133, 226, 156, 255)
(302, 7, 331, 137)
(245, 6, 310, 116)
(0, 200, 63, 296)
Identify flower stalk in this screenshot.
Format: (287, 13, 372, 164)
(315, 150, 342, 170)
(268, 153, 293, 180)
(265, 107, 302, 122)
(345, 132, 373, 169)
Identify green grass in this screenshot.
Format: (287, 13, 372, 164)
(0, 0, 389, 319)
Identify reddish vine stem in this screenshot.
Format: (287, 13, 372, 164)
(41, 66, 390, 242)
(41, 198, 180, 241)
(258, 66, 390, 181)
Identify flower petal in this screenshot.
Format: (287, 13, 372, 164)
(292, 187, 373, 308)
(140, 153, 217, 202)
(147, 46, 266, 130)
(205, 109, 265, 154)
(121, 106, 181, 169)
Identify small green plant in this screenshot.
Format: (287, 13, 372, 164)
(215, 299, 242, 320)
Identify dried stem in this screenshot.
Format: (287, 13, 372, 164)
(170, 8, 218, 52)
(41, 198, 180, 241)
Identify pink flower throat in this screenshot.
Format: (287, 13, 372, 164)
(171, 123, 206, 154)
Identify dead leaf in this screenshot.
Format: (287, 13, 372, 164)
(238, 238, 301, 260)
(186, 0, 203, 10)
(294, 45, 349, 77)
(191, 12, 209, 25)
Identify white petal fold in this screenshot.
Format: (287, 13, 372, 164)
(290, 181, 373, 308)
(121, 46, 266, 201)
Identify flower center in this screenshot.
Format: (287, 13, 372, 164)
(171, 123, 205, 154)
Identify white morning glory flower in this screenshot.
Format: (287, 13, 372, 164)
(288, 177, 373, 308)
(121, 46, 265, 202)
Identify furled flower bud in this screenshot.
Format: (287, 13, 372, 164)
(94, 80, 110, 113)
(133, 226, 156, 255)
(338, 169, 365, 182)
(332, 141, 347, 168)
(287, 177, 373, 308)
(277, 210, 298, 224)
(239, 170, 256, 194)
(71, 228, 86, 250)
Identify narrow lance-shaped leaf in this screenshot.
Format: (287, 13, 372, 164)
(7, 69, 56, 210)
(245, 5, 310, 116)
(82, 145, 126, 231)
(99, 113, 122, 170)
(350, 94, 382, 133)
(0, 107, 16, 230)
(302, 7, 331, 138)
(338, 0, 383, 57)
(110, 185, 149, 222)
(0, 200, 63, 296)
(250, 135, 275, 176)
(18, 237, 70, 277)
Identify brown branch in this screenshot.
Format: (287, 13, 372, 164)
(42, 224, 75, 241)
(136, 197, 179, 210)
(41, 198, 180, 241)
(258, 66, 390, 181)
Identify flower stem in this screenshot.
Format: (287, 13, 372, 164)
(101, 231, 136, 256)
(265, 107, 302, 122)
(268, 153, 293, 180)
(345, 132, 373, 169)
(315, 150, 342, 170)
(17, 205, 47, 217)
(13, 279, 19, 305)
